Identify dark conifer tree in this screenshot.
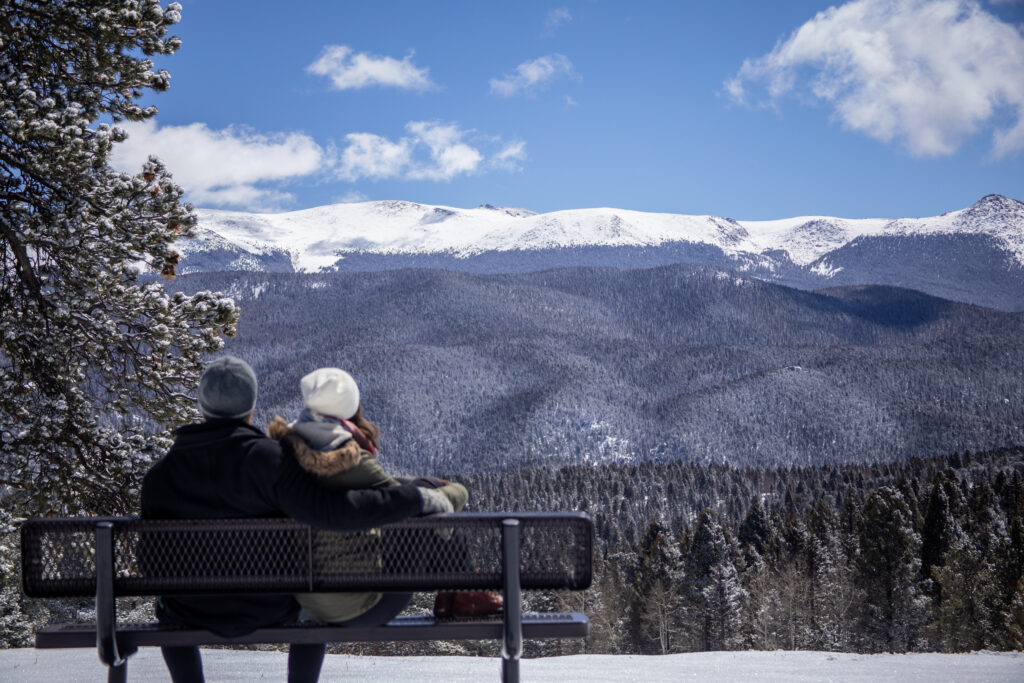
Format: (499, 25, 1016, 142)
(930, 536, 994, 650)
(921, 472, 961, 599)
(701, 559, 747, 650)
(807, 502, 853, 650)
(684, 510, 743, 650)
(739, 497, 776, 559)
(628, 518, 682, 654)
(856, 487, 928, 651)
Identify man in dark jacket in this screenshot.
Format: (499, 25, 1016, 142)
(141, 356, 451, 683)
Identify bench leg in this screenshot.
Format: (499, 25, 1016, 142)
(501, 519, 522, 683)
(502, 657, 519, 683)
(96, 522, 132, 672)
(107, 661, 127, 683)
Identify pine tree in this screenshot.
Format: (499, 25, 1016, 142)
(588, 550, 633, 654)
(771, 513, 815, 649)
(930, 536, 995, 650)
(964, 481, 1012, 648)
(856, 487, 929, 651)
(629, 517, 683, 654)
(808, 502, 854, 650)
(1002, 516, 1024, 645)
(0, 0, 238, 515)
(921, 472, 961, 599)
(739, 497, 776, 559)
(739, 546, 780, 649)
(701, 559, 747, 650)
(684, 510, 743, 650)
(1004, 576, 1024, 649)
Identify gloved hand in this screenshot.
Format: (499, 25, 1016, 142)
(418, 486, 455, 515)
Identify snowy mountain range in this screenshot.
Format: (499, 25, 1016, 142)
(182, 194, 1024, 310)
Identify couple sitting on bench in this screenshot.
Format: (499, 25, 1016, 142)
(141, 356, 502, 683)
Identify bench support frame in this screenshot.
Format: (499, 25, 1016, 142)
(96, 521, 135, 683)
(501, 519, 523, 683)
(79, 518, 579, 683)
(25, 514, 591, 682)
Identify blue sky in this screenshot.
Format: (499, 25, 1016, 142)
(113, 0, 1024, 219)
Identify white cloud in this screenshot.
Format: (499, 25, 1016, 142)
(337, 122, 522, 181)
(491, 140, 527, 171)
(725, 0, 1024, 158)
(490, 54, 578, 97)
(307, 45, 434, 91)
(337, 190, 369, 203)
(111, 120, 324, 210)
(404, 122, 483, 181)
(544, 7, 572, 34)
(565, 95, 579, 107)
(337, 132, 413, 180)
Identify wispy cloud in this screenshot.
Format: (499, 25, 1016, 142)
(543, 7, 572, 35)
(491, 140, 528, 171)
(337, 122, 524, 182)
(490, 54, 578, 97)
(724, 0, 1024, 158)
(337, 190, 369, 203)
(111, 120, 324, 210)
(308, 45, 434, 91)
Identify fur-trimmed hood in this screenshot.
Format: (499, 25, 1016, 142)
(268, 415, 360, 477)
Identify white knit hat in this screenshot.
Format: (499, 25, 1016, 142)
(300, 368, 360, 420)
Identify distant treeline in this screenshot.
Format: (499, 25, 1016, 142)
(456, 447, 1024, 655)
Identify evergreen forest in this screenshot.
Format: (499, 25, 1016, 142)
(467, 447, 1024, 655)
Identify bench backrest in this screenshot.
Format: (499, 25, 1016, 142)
(22, 513, 592, 598)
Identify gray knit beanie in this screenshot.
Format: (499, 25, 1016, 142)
(197, 356, 258, 419)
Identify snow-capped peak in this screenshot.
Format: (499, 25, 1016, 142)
(186, 195, 1024, 272)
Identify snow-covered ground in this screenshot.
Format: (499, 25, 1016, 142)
(4, 648, 1022, 682)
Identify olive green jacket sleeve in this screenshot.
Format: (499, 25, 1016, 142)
(324, 451, 397, 490)
(323, 452, 468, 511)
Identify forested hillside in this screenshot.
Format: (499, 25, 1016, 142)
(173, 265, 1024, 473)
(462, 448, 1024, 655)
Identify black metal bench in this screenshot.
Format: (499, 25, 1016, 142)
(21, 512, 593, 682)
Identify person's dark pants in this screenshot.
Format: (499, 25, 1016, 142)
(160, 642, 325, 683)
(159, 645, 204, 683)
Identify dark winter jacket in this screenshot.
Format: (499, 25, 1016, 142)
(140, 418, 423, 636)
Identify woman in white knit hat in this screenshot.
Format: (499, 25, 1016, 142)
(269, 367, 501, 624)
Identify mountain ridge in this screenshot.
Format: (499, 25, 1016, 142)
(180, 194, 1024, 311)
(186, 194, 1023, 265)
